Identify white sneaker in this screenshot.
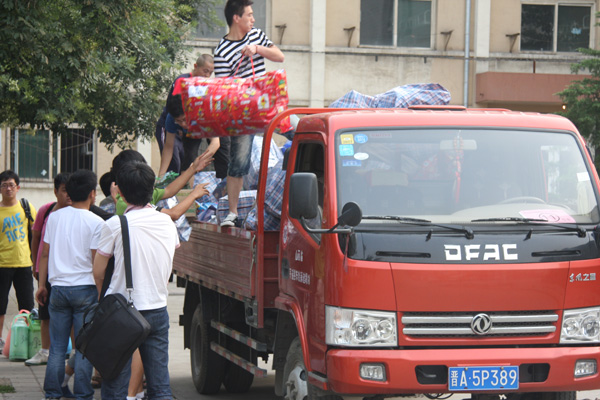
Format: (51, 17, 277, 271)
(25, 348, 49, 365)
(220, 212, 238, 227)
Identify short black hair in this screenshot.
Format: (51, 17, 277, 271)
(166, 93, 184, 119)
(115, 161, 154, 206)
(99, 172, 113, 197)
(111, 149, 147, 181)
(66, 169, 97, 202)
(54, 173, 71, 191)
(196, 54, 214, 66)
(0, 170, 20, 185)
(224, 0, 253, 26)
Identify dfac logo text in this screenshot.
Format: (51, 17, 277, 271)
(444, 244, 518, 261)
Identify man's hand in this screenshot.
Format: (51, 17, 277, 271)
(36, 286, 48, 306)
(241, 44, 258, 57)
(110, 182, 119, 202)
(191, 153, 214, 173)
(191, 183, 210, 200)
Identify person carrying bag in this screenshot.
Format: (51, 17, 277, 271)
(76, 215, 150, 380)
(89, 161, 179, 400)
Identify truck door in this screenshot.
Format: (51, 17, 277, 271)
(280, 138, 328, 369)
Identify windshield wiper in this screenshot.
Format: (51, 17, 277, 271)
(363, 215, 432, 223)
(471, 217, 587, 238)
(361, 215, 474, 239)
(472, 217, 547, 223)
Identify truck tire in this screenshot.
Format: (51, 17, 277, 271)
(540, 392, 576, 400)
(190, 305, 226, 394)
(223, 338, 255, 393)
(283, 337, 342, 400)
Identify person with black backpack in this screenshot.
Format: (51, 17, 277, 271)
(0, 170, 37, 355)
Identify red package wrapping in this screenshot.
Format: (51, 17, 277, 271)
(173, 69, 291, 138)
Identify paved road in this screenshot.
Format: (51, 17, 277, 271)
(1, 283, 600, 400)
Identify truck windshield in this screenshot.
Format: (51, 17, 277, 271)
(335, 128, 599, 225)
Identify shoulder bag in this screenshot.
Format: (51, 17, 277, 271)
(75, 215, 151, 380)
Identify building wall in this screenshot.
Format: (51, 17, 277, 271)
(188, 0, 598, 109)
(6, 0, 599, 207)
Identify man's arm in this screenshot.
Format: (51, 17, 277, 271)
(160, 183, 209, 221)
(201, 137, 220, 159)
(30, 229, 41, 278)
(162, 153, 213, 199)
(159, 132, 177, 177)
(93, 252, 110, 297)
(35, 242, 50, 306)
(242, 44, 284, 63)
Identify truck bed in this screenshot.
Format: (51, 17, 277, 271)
(173, 221, 280, 319)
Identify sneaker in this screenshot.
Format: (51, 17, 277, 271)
(61, 385, 75, 399)
(220, 212, 238, 227)
(0, 337, 4, 355)
(25, 349, 49, 366)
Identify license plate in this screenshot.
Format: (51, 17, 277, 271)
(448, 366, 519, 391)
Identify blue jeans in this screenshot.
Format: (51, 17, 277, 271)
(44, 285, 97, 400)
(228, 134, 254, 177)
(101, 307, 172, 400)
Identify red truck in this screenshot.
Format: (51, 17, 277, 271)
(173, 107, 600, 400)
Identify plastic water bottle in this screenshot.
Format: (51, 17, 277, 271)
(9, 314, 29, 361)
(27, 312, 42, 358)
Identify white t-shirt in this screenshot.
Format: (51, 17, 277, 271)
(97, 207, 179, 311)
(44, 206, 105, 287)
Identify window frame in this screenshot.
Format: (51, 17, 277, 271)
(359, 0, 436, 49)
(193, 0, 270, 42)
(9, 127, 97, 182)
(520, 1, 595, 53)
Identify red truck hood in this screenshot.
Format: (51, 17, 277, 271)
(390, 261, 569, 312)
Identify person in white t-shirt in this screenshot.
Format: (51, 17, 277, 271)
(36, 169, 105, 400)
(93, 161, 179, 400)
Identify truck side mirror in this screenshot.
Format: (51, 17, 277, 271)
(337, 202, 362, 227)
(289, 173, 319, 220)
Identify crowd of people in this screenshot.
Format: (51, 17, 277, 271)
(0, 0, 284, 399)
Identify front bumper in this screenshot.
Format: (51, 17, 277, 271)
(325, 347, 600, 395)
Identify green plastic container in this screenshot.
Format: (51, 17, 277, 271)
(9, 314, 29, 361)
(27, 313, 41, 359)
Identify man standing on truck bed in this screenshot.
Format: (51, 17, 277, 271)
(214, 0, 284, 227)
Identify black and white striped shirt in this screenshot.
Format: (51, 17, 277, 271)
(214, 28, 273, 79)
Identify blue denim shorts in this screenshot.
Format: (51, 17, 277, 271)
(227, 134, 254, 178)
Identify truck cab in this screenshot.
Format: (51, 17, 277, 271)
(281, 108, 600, 398)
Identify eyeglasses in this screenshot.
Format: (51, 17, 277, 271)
(0, 183, 17, 189)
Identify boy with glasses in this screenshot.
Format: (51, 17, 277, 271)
(0, 170, 37, 353)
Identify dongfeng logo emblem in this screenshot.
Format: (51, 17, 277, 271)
(471, 313, 492, 335)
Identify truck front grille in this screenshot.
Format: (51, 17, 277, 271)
(402, 311, 558, 338)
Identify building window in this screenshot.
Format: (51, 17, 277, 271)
(521, 3, 591, 52)
(360, 0, 432, 48)
(10, 128, 95, 181)
(195, 0, 267, 40)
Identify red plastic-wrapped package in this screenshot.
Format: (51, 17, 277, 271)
(173, 69, 291, 138)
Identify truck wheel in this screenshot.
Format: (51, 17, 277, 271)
(223, 338, 255, 393)
(540, 392, 576, 400)
(283, 337, 342, 400)
(190, 305, 226, 394)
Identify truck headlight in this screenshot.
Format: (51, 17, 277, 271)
(325, 306, 397, 347)
(560, 307, 600, 343)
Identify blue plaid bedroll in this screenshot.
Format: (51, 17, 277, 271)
(329, 83, 451, 108)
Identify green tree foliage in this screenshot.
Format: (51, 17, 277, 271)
(0, 0, 219, 147)
(559, 47, 600, 164)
